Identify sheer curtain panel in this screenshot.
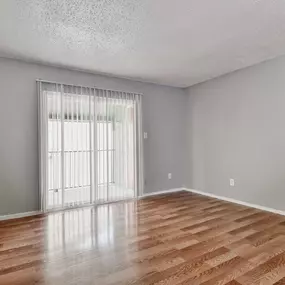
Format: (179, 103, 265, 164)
(38, 80, 143, 211)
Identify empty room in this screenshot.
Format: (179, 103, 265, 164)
(2, 0, 285, 284)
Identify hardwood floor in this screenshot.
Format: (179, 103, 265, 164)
(1, 191, 285, 284)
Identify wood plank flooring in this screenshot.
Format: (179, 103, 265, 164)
(1, 191, 285, 284)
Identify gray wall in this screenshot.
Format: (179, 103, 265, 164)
(186, 55, 285, 211)
(0, 57, 188, 215)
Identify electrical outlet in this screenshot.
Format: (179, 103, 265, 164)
(230, 179, 235, 186)
(168, 173, 172, 179)
(144, 132, 148, 139)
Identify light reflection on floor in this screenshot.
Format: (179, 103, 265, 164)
(46, 201, 137, 258)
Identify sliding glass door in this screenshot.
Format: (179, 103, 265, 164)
(38, 81, 143, 211)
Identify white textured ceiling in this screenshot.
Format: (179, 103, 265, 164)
(1, 0, 285, 87)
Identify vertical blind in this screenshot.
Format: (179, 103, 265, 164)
(38, 80, 143, 211)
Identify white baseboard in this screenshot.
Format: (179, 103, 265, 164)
(185, 188, 285, 216)
(0, 211, 42, 221)
(0, 188, 184, 221)
(3, 188, 284, 220)
(140, 188, 185, 198)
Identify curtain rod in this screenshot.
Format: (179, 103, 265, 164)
(36, 79, 143, 96)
